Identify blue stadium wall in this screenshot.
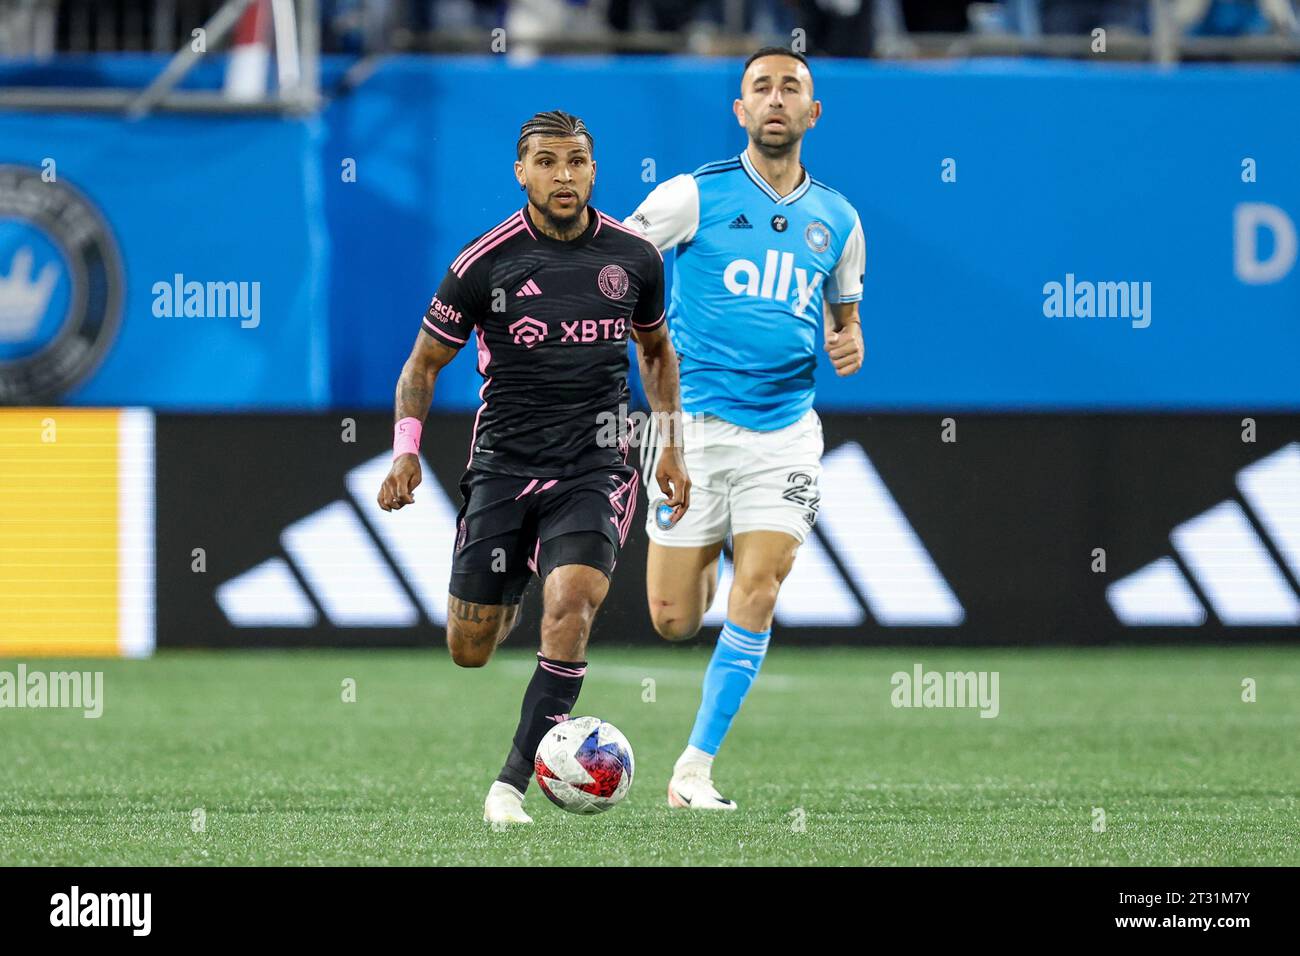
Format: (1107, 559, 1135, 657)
(0, 56, 1296, 410)
(2, 57, 1298, 650)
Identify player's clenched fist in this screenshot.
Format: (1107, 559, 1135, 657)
(378, 453, 422, 511)
(825, 322, 864, 377)
(655, 445, 691, 526)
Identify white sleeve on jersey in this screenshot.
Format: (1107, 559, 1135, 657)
(825, 212, 866, 304)
(623, 174, 700, 252)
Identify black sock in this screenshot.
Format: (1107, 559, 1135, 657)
(496, 654, 586, 793)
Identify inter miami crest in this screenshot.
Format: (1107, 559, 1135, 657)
(0, 165, 123, 403)
(598, 263, 629, 300)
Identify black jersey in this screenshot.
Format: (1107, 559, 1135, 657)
(423, 205, 665, 478)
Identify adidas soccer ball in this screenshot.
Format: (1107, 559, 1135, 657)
(534, 716, 634, 814)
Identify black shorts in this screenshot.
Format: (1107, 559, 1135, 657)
(448, 465, 640, 606)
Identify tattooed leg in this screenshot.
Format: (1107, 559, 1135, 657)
(445, 596, 519, 667)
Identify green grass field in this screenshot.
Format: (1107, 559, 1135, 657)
(2, 646, 1298, 866)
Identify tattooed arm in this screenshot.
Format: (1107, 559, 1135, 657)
(377, 333, 460, 512)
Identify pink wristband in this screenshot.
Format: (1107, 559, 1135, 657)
(393, 417, 422, 459)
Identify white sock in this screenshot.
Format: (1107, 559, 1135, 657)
(674, 745, 714, 776)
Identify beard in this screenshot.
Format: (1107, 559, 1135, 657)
(748, 117, 805, 155)
(527, 183, 592, 232)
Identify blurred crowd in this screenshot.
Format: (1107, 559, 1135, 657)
(337, 0, 1296, 55)
(3, 0, 1295, 59)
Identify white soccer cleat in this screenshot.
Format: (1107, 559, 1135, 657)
(483, 781, 533, 825)
(667, 765, 737, 811)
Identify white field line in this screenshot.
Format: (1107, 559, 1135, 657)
(495, 659, 802, 691)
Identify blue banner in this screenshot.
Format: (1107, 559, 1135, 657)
(325, 57, 1300, 411)
(2, 56, 1295, 410)
(0, 111, 330, 407)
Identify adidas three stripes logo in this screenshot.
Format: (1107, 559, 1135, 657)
(216, 444, 965, 629)
(1107, 443, 1300, 626)
(216, 442, 1300, 630)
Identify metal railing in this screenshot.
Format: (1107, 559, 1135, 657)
(1, 0, 1298, 116)
(0, 0, 321, 114)
(392, 0, 1300, 62)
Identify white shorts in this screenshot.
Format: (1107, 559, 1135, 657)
(641, 409, 823, 547)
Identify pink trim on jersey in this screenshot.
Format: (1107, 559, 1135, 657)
(592, 214, 602, 238)
(451, 212, 522, 274)
(451, 213, 519, 274)
(423, 318, 467, 345)
(519, 207, 538, 240)
(454, 220, 527, 277)
(632, 311, 665, 331)
(599, 212, 664, 261)
(467, 327, 493, 469)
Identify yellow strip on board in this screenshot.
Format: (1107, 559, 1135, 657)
(0, 408, 121, 656)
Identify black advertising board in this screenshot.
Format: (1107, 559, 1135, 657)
(155, 413, 1300, 647)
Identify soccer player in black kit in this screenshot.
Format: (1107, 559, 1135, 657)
(377, 110, 690, 824)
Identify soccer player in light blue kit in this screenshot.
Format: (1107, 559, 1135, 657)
(625, 47, 866, 810)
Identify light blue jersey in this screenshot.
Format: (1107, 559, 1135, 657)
(626, 150, 865, 431)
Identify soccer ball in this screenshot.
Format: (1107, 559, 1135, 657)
(533, 716, 634, 814)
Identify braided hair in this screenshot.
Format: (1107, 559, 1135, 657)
(516, 110, 593, 160)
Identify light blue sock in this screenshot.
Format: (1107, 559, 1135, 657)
(687, 620, 771, 756)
